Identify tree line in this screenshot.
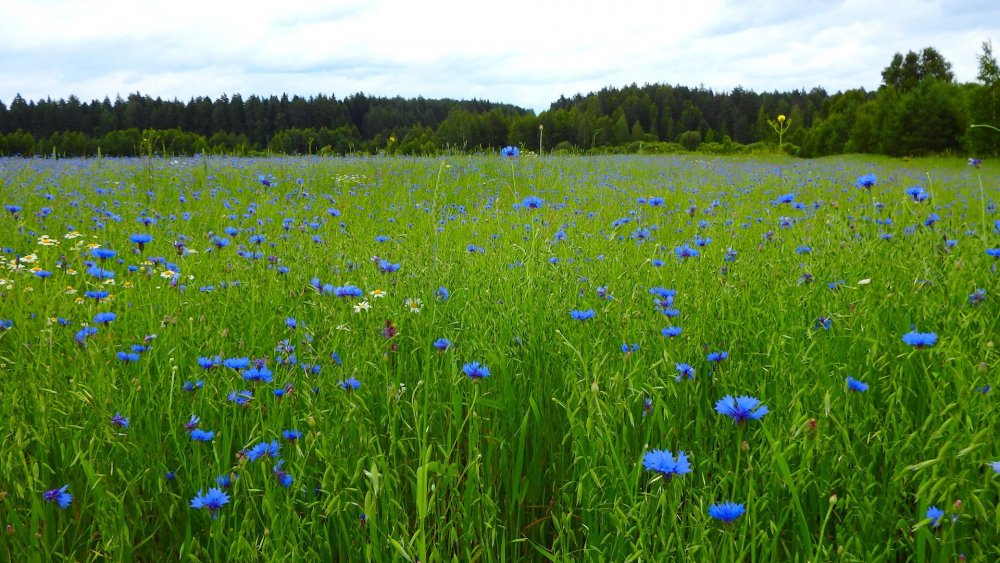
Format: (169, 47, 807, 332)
(1, 44, 997, 158)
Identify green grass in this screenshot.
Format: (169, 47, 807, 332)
(0, 154, 998, 561)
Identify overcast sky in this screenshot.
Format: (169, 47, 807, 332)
(1, 0, 997, 113)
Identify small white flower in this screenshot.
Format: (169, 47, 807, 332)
(353, 300, 371, 313)
(404, 298, 422, 313)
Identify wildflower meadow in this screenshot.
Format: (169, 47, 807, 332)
(0, 153, 998, 560)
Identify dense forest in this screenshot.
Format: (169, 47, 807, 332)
(1, 44, 998, 158)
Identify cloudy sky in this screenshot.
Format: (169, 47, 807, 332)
(1, 0, 997, 113)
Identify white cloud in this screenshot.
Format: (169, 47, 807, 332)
(0, 0, 996, 112)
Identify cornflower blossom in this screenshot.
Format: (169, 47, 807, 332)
(642, 449, 691, 479)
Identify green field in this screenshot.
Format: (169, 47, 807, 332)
(0, 154, 998, 561)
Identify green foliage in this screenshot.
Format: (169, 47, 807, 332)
(677, 130, 702, 151)
(882, 47, 955, 92)
(3, 42, 1000, 158)
(2, 155, 999, 560)
(887, 80, 966, 156)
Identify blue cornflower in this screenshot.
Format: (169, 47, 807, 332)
(245, 440, 281, 462)
(707, 351, 728, 363)
(190, 488, 229, 518)
(85, 290, 110, 301)
(117, 351, 140, 362)
(656, 305, 680, 318)
(333, 285, 363, 298)
(227, 390, 253, 405)
(377, 259, 401, 273)
(90, 248, 117, 261)
(990, 461, 1000, 474)
(641, 449, 691, 479)
(0, 319, 12, 331)
(242, 365, 273, 383)
(855, 174, 877, 189)
(631, 227, 651, 241)
(191, 429, 215, 442)
(33, 269, 52, 278)
(111, 411, 130, 428)
(570, 309, 595, 321)
(433, 338, 452, 351)
(715, 395, 769, 423)
(988, 248, 1000, 258)
(905, 186, 928, 202)
(282, 429, 302, 441)
(85, 266, 115, 279)
(724, 248, 737, 262)
(462, 362, 491, 379)
(501, 146, 519, 158)
(285, 317, 297, 329)
(223, 357, 250, 370)
(925, 506, 944, 528)
(436, 286, 450, 301)
(621, 343, 639, 354)
(969, 289, 986, 306)
(93, 312, 116, 325)
(198, 356, 221, 369)
(675, 244, 699, 259)
(648, 196, 665, 207)
(339, 377, 361, 390)
(466, 244, 485, 253)
(374, 235, 390, 243)
(74, 326, 98, 343)
(216, 473, 237, 489)
(5, 204, 22, 215)
(44, 485, 73, 509)
(708, 501, 745, 523)
(675, 363, 695, 381)
(846, 376, 869, 392)
(521, 195, 544, 208)
(902, 330, 937, 348)
(273, 460, 294, 488)
(130, 233, 152, 251)
(185, 414, 200, 432)
(796, 245, 811, 254)
(815, 317, 832, 330)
